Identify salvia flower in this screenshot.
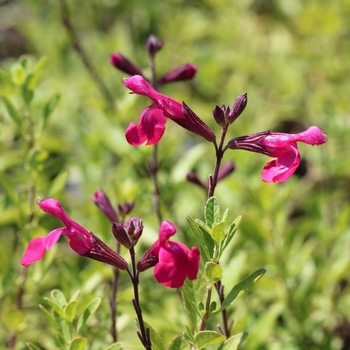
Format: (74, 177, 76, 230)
(123, 75, 216, 145)
(21, 198, 128, 269)
(157, 63, 197, 86)
(138, 221, 200, 288)
(227, 126, 327, 183)
(110, 52, 143, 76)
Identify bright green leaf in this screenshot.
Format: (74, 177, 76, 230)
(205, 197, 220, 228)
(48, 170, 69, 198)
(204, 262, 222, 285)
(11, 62, 26, 85)
(0, 95, 22, 130)
(167, 335, 188, 350)
(187, 215, 211, 261)
(103, 343, 123, 350)
(39, 305, 59, 331)
(149, 324, 165, 350)
(212, 221, 226, 243)
(220, 216, 242, 252)
(64, 300, 79, 323)
(217, 332, 248, 350)
(69, 337, 87, 350)
(194, 331, 226, 349)
(50, 289, 68, 308)
(40, 93, 60, 132)
(181, 280, 199, 327)
(212, 269, 266, 315)
(26, 342, 42, 350)
(76, 297, 101, 333)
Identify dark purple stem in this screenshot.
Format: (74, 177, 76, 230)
(128, 247, 152, 349)
(202, 126, 233, 337)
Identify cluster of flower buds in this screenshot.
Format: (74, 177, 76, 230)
(111, 34, 197, 87)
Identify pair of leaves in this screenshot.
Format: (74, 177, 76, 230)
(39, 289, 101, 346)
(187, 196, 241, 265)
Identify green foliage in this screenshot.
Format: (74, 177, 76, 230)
(0, 0, 349, 349)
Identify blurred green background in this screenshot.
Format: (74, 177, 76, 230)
(0, 0, 349, 349)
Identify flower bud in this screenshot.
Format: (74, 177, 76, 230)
(112, 223, 132, 249)
(228, 93, 247, 124)
(157, 63, 197, 86)
(84, 232, 128, 270)
(92, 189, 119, 223)
(212, 105, 227, 128)
(117, 201, 134, 215)
(146, 34, 164, 59)
(217, 161, 235, 181)
(124, 217, 143, 245)
(137, 246, 158, 272)
(187, 170, 207, 190)
(110, 52, 143, 76)
(182, 102, 216, 142)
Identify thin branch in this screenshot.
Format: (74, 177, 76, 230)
(59, 0, 115, 110)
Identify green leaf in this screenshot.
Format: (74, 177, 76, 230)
(51, 289, 68, 308)
(69, 290, 81, 303)
(39, 304, 60, 331)
(11, 62, 26, 85)
(0, 95, 22, 130)
(212, 269, 266, 315)
(204, 197, 220, 228)
(53, 311, 71, 343)
(220, 215, 242, 252)
(103, 343, 123, 350)
(40, 93, 60, 132)
(149, 324, 165, 350)
(31, 56, 48, 89)
(69, 337, 87, 350)
(43, 298, 66, 318)
(181, 280, 199, 327)
(48, 170, 69, 198)
(64, 300, 79, 323)
(212, 221, 226, 243)
(186, 215, 211, 261)
(21, 73, 34, 105)
(167, 335, 188, 350)
(76, 297, 101, 333)
(194, 331, 226, 349)
(204, 262, 222, 285)
(26, 342, 42, 350)
(25, 148, 49, 174)
(217, 332, 248, 350)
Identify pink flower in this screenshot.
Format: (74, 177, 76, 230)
(123, 75, 215, 145)
(110, 52, 143, 76)
(21, 198, 128, 269)
(227, 126, 328, 183)
(138, 221, 200, 288)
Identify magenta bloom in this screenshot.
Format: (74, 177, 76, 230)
(138, 221, 200, 288)
(21, 198, 128, 269)
(123, 75, 215, 145)
(228, 126, 328, 183)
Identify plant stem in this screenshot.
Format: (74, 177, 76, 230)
(148, 144, 162, 224)
(202, 126, 232, 336)
(128, 247, 152, 349)
(199, 285, 213, 331)
(208, 126, 228, 198)
(148, 55, 162, 224)
(59, 0, 115, 110)
(109, 240, 121, 343)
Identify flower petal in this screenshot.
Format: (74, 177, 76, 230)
(20, 228, 65, 266)
(158, 221, 177, 246)
(125, 104, 166, 146)
(261, 147, 300, 182)
(153, 261, 187, 288)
